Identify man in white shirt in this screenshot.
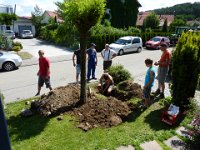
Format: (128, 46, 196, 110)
(101, 44, 117, 71)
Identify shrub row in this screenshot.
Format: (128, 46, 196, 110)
(39, 23, 172, 51)
(89, 32, 172, 52)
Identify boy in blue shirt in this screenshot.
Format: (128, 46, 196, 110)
(143, 58, 156, 107)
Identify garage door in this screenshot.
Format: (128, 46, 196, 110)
(18, 25, 32, 34)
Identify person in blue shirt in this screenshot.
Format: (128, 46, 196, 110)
(87, 43, 98, 81)
(143, 58, 156, 107)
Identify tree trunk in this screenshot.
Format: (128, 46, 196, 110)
(79, 32, 88, 104)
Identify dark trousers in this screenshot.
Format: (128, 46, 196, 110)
(103, 61, 112, 70)
(87, 62, 96, 79)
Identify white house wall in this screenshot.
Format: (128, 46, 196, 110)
(42, 14, 51, 24)
(13, 19, 35, 36)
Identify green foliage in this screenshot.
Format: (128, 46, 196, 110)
(159, 97, 173, 107)
(0, 13, 17, 25)
(143, 12, 159, 30)
(31, 5, 44, 37)
(126, 26, 141, 34)
(162, 19, 168, 32)
(12, 46, 21, 52)
(169, 19, 187, 32)
(63, 0, 106, 33)
(90, 24, 126, 35)
(13, 41, 23, 49)
(172, 32, 200, 107)
(107, 64, 132, 84)
(107, 0, 141, 28)
(198, 75, 200, 90)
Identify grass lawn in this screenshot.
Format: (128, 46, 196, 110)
(5, 97, 193, 150)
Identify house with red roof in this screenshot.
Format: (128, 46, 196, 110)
(41, 10, 64, 24)
(136, 12, 174, 28)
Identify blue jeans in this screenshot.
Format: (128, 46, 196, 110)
(87, 61, 96, 79)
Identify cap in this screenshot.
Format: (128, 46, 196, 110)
(91, 43, 96, 47)
(160, 43, 168, 47)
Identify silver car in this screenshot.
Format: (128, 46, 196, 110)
(0, 51, 22, 71)
(5, 30, 15, 39)
(109, 36, 143, 55)
(20, 30, 33, 39)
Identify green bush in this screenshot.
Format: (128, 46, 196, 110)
(107, 64, 132, 84)
(13, 41, 23, 49)
(198, 75, 200, 90)
(12, 45, 21, 52)
(172, 32, 200, 107)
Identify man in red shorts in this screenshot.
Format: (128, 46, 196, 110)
(35, 50, 52, 96)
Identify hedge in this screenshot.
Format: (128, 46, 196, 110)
(88, 32, 172, 52)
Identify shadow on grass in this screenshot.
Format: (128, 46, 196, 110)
(144, 107, 186, 131)
(7, 114, 51, 141)
(123, 109, 144, 123)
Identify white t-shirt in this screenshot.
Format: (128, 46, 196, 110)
(101, 49, 116, 61)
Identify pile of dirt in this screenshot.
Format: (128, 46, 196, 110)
(113, 80, 143, 100)
(31, 84, 80, 116)
(30, 82, 142, 130)
(71, 97, 130, 131)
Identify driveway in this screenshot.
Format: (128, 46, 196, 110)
(14, 38, 73, 58)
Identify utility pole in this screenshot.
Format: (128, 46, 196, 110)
(12, 4, 16, 31)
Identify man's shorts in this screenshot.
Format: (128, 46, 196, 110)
(38, 76, 51, 88)
(76, 64, 81, 75)
(157, 67, 168, 83)
(143, 87, 151, 99)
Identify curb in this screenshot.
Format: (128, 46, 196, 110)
(21, 53, 103, 67)
(21, 55, 73, 67)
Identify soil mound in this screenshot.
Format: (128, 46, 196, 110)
(72, 97, 130, 131)
(30, 82, 142, 130)
(31, 84, 80, 116)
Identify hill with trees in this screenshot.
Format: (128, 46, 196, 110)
(153, 2, 200, 21)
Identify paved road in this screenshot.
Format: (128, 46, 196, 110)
(0, 38, 174, 103)
(14, 38, 73, 58)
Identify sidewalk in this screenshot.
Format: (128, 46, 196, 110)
(21, 54, 73, 67)
(21, 52, 104, 67)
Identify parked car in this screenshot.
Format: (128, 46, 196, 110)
(0, 51, 22, 71)
(20, 30, 33, 39)
(145, 36, 170, 50)
(109, 36, 143, 55)
(5, 30, 15, 39)
(169, 34, 179, 46)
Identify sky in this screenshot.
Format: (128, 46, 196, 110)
(0, 0, 200, 16)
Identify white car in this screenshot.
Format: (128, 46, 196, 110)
(109, 36, 143, 55)
(20, 30, 33, 39)
(0, 51, 22, 71)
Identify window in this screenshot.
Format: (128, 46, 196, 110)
(132, 38, 140, 44)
